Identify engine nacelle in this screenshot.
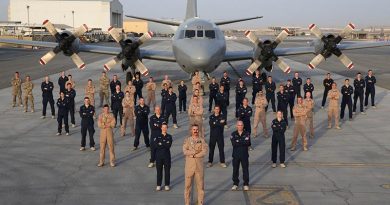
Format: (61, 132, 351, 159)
(56, 30, 81, 56)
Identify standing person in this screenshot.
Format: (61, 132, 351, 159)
(193, 82, 203, 96)
(291, 96, 308, 151)
(58, 71, 68, 94)
(252, 70, 266, 104)
(188, 96, 204, 137)
(161, 83, 169, 116)
(155, 123, 172, 191)
(340, 79, 354, 121)
(22, 75, 34, 113)
(191, 89, 204, 106)
(265, 76, 276, 112)
(145, 77, 157, 108)
(364, 70, 376, 109)
(220, 71, 231, 106)
(41, 76, 55, 119)
(253, 91, 268, 138)
(183, 124, 208, 205)
(165, 87, 179, 128)
(303, 78, 314, 99)
(66, 74, 76, 89)
(208, 105, 227, 168)
(208, 77, 219, 112)
(110, 74, 121, 94)
(56, 92, 69, 136)
(79, 97, 95, 151)
(303, 92, 315, 138)
(178, 80, 187, 113)
(65, 83, 76, 127)
(321, 73, 334, 109)
(111, 85, 124, 127)
(230, 120, 251, 191)
(121, 91, 135, 137)
(292, 72, 302, 97)
(133, 98, 150, 150)
(191, 71, 202, 92)
(97, 104, 116, 167)
(124, 80, 136, 102)
(11, 71, 22, 107)
(133, 72, 144, 104)
(285, 80, 295, 119)
(85, 79, 95, 107)
(235, 80, 247, 110)
(148, 106, 166, 168)
(328, 82, 341, 129)
(215, 85, 229, 129)
(236, 98, 253, 135)
(353, 73, 366, 114)
(161, 75, 172, 89)
(276, 84, 289, 126)
(271, 111, 287, 168)
(99, 71, 110, 107)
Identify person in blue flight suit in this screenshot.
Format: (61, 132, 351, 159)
(208, 77, 219, 112)
(79, 97, 95, 151)
(235, 80, 247, 110)
(133, 97, 150, 150)
(364, 70, 376, 109)
(133, 72, 144, 105)
(207, 105, 227, 168)
(161, 83, 169, 116)
(41, 76, 55, 119)
(56, 92, 69, 136)
(236, 98, 253, 135)
(178, 80, 187, 113)
(110, 74, 121, 94)
(353, 72, 366, 114)
(251, 70, 266, 104)
(271, 111, 287, 168)
(58, 71, 68, 94)
(340, 79, 354, 120)
(277, 84, 289, 126)
(321, 73, 334, 108)
(111, 84, 124, 127)
(154, 123, 173, 191)
(220, 71, 231, 106)
(284, 80, 295, 119)
(64, 83, 76, 127)
(215, 85, 229, 128)
(165, 87, 179, 128)
(230, 120, 251, 191)
(148, 106, 166, 168)
(303, 78, 314, 99)
(265, 76, 276, 112)
(292, 72, 302, 98)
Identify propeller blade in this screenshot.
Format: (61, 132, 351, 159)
(244, 30, 261, 45)
(309, 24, 323, 39)
(308, 54, 325, 69)
(339, 23, 355, 39)
(42, 20, 59, 37)
(39, 50, 59, 65)
(103, 57, 121, 71)
(274, 29, 290, 45)
(138, 31, 154, 44)
(134, 60, 149, 76)
(72, 24, 89, 38)
(337, 53, 354, 69)
(245, 59, 262, 76)
(70, 53, 86, 69)
(108, 26, 123, 43)
(275, 58, 291, 74)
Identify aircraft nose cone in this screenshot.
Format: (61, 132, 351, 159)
(179, 40, 221, 68)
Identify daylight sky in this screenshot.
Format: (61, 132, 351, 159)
(1, 0, 390, 28)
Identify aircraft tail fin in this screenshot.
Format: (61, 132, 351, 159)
(185, 0, 198, 20)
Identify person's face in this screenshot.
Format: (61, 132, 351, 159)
(268, 77, 272, 82)
(277, 111, 282, 119)
(61, 71, 65, 76)
(161, 125, 168, 133)
(279, 86, 284, 92)
(297, 98, 303, 104)
(126, 92, 130, 98)
(26, 77, 30, 81)
(15, 73, 19, 78)
(195, 90, 199, 95)
(295, 73, 299, 78)
(128, 81, 132, 86)
(113, 75, 117, 81)
(149, 78, 153, 83)
(345, 80, 349, 86)
(88, 80, 92, 85)
(116, 85, 120, 91)
(45, 76, 49, 82)
(239, 81, 244, 86)
(60, 93, 64, 98)
(357, 74, 361, 79)
(191, 126, 199, 137)
(258, 91, 263, 96)
(212, 78, 216, 83)
(155, 107, 161, 115)
(102, 72, 106, 77)
(306, 92, 311, 99)
(67, 84, 71, 90)
(236, 122, 244, 131)
(214, 106, 220, 114)
(220, 86, 224, 92)
(306, 79, 311, 84)
(103, 106, 109, 113)
(139, 98, 144, 105)
(332, 84, 336, 89)
(255, 70, 260, 76)
(169, 88, 173, 93)
(164, 75, 169, 80)
(68, 76, 72, 80)
(327, 74, 330, 78)
(243, 99, 248, 106)
(368, 71, 373, 76)
(180, 81, 184, 85)
(84, 98, 90, 105)
(193, 97, 199, 104)
(223, 72, 228, 77)
(287, 81, 291, 85)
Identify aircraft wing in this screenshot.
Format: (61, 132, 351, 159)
(0, 38, 58, 48)
(223, 50, 253, 62)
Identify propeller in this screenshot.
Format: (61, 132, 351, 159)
(40, 20, 88, 69)
(104, 27, 153, 76)
(308, 23, 355, 69)
(244, 29, 291, 75)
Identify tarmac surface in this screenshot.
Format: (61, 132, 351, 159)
(0, 39, 389, 205)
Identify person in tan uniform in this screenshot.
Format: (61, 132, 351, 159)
(303, 92, 315, 138)
(161, 75, 172, 89)
(146, 77, 157, 108)
(291, 96, 308, 151)
(192, 71, 201, 91)
(188, 96, 204, 137)
(124, 80, 136, 103)
(191, 89, 204, 106)
(22, 75, 34, 112)
(66, 74, 76, 89)
(85, 79, 95, 107)
(11, 72, 23, 107)
(121, 91, 135, 137)
(253, 91, 269, 138)
(327, 82, 341, 129)
(97, 104, 116, 167)
(99, 71, 110, 107)
(183, 124, 208, 205)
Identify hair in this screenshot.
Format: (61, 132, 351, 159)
(357, 72, 361, 75)
(196, 82, 200, 85)
(287, 79, 291, 82)
(103, 104, 109, 108)
(163, 83, 167, 86)
(268, 76, 272, 78)
(307, 78, 311, 80)
(15, 72, 19, 74)
(161, 123, 168, 127)
(212, 77, 216, 79)
(345, 79, 350, 82)
(102, 71, 106, 74)
(84, 97, 90, 100)
(214, 105, 220, 109)
(327, 72, 331, 75)
(368, 69, 372, 72)
(139, 97, 144, 100)
(295, 72, 299, 74)
(168, 86, 173, 89)
(243, 97, 248, 101)
(88, 79, 92, 82)
(297, 96, 302, 99)
(125, 91, 130, 94)
(223, 71, 228, 74)
(66, 83, 72, 86)
(279, 83, 284, 87)
(220, 85, 224, 88)
(191, 124, 199, 128)
(332, 82, 337, 86)
(68, 74, 72, 77)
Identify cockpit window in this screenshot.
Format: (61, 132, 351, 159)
(197, 30, 204, 37)
(205, 30, 215, 39)
(185, 30, 196, 38)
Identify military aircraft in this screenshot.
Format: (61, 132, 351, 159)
(1, 0, 390, 79)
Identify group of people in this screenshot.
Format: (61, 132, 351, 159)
(10, 68, 377, 205)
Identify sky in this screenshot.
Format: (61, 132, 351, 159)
(1, 0, 390, 29)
